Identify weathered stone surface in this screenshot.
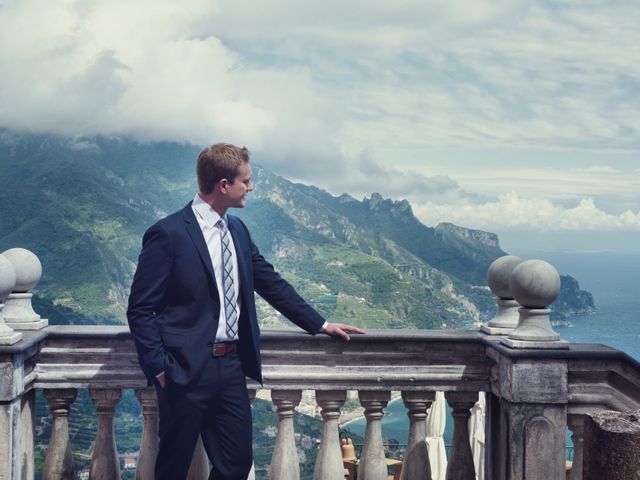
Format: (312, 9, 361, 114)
(482, 298, 521, 334)
(497, 358, 568, 404)
(43, 388, 77, 480)
(135, 388, 158, 480)
(1, 327, 639, 480)
(0, 254, 17, 300)
(401, 389, 434, 480)
(4, 292, 48, 330)
(401, 440, 431, 480)
(313, 390, 346, 480)
(495, 401, 567, 480)
(567, 414, 585, 480)
(270, 390, 302, 480)
(1, 249, 41, 293)
(510, 260, 561, 309)
(445, 391, 477, 480)
(20, 390, 35, 480)
(88, 388, 122, 480)
(358, 390, 390, 480)
(487, 255, 523, 300)
(0, 397, 20, 480)
(583, 409, 640, 480)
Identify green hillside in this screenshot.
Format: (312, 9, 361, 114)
(0, 131, 594, 327)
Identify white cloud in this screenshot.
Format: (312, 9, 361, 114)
(0, 0, 639, 209)
(0, 0, 335, 151)
(571, 166, 622, 174)
(413, 192, 640, 231)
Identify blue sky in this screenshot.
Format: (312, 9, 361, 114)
(1, 0, 638, 252)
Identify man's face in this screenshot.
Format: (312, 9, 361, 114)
(223, 162, 253, 209)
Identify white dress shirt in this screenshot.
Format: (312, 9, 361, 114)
(191, 193, 241, 342)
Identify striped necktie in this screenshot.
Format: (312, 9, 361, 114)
(217, 218, 238, 338)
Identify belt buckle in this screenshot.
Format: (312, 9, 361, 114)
(212, 342, 236, 357)
(212, 343, 226, 357)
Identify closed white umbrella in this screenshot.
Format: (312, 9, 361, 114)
(468, 392, 486, 480)
(425, 392, 447, 480)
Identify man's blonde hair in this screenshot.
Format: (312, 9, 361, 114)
(196, 143, 250, 194)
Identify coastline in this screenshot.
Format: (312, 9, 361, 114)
(340, 393, 403, 429)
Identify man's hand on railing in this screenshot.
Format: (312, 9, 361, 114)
(322, 323, 366, 341)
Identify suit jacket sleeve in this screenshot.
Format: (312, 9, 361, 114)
(127, 224, 172, 381)
(243, 224, 326, 334)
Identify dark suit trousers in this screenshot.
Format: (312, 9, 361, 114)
(155, 351, 253, 480)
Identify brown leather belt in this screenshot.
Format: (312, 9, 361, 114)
(212, 342, 238, 357)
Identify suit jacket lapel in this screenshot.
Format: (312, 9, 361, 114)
(182, 203, 216, 283)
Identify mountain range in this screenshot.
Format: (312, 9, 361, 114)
(0, 131, 595, 328)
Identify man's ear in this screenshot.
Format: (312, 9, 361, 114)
(218, 178, 229, 193)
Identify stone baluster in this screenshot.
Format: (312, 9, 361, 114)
(358, 390, 390, 480)
(187, 436, 209, 480)
(42, 388, 78, 480)
(88, 388, 122, 480)
(135, 388, 159, 480)
(2, 248, 48, 330)
(270, 390, 302, 480)
(313, 390, 347, 480)
(481, 255, 523, 335)
(567, 414, 584, 480)
(0, 254, 21, 345)
(20, 389, 35, 480)
(400, 390, 434, 480)
(445, 391, 478, 480)
(248, 389, 257, 480)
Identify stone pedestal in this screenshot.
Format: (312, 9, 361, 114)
(582, 409, 640, 480)
(0, 304, 22, 345)
(4, 293, 48, 330)
(488, 351, 568, 480)
(502, 308, 568, 349)
(481, 299, 521, 335)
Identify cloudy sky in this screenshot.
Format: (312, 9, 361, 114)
(1, 0, 639, 252)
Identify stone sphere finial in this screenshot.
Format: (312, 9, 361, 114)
(0, 255, 17, 301)
(487, 255, 523, 299)
(509, 259, 561, 308)
(1, 248, 42, 292)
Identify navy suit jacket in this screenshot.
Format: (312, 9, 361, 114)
(127, 202, 325, 387)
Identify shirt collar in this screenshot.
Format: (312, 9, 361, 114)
(192, 193, 226, 228)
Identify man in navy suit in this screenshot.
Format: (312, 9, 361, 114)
(127, 143, 364, 480)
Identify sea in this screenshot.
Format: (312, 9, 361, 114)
(342, 251, 640, 449)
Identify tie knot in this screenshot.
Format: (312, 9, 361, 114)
(216, 218, 227, 230)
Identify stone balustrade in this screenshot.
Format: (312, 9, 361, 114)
(1, 252, 640, 480)
(1, 327, 640, 480)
